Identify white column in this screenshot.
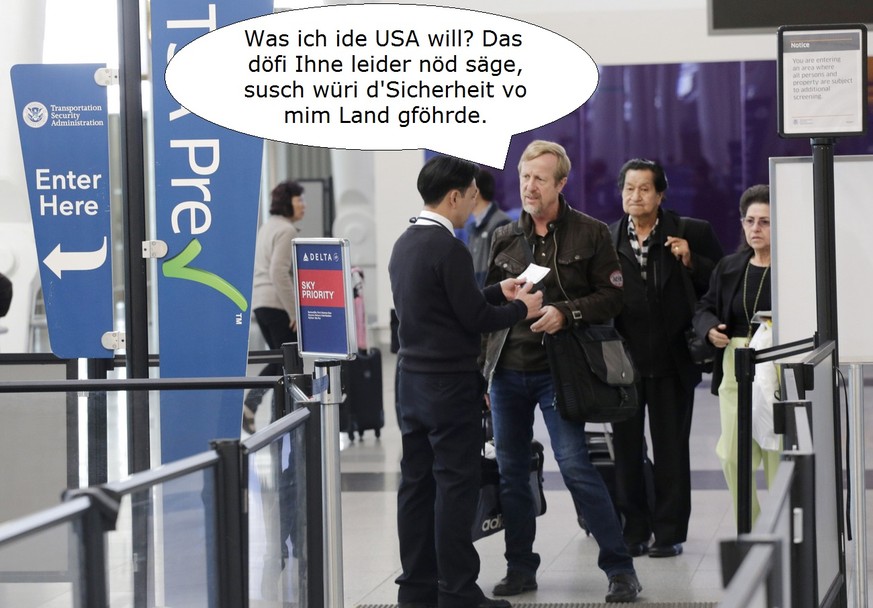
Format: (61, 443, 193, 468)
(372, 150, 425, 345)
(330, 149, 423, 347)
(0, 0, 46, 352)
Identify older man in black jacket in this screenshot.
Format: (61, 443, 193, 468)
(608, 158, 724, 558)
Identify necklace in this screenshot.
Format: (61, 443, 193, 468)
(742, 261, 770, 343)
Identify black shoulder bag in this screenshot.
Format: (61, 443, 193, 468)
(515, 221, 638, 423)
(544, 322, 638, 423)
(677, 218, 716, 371)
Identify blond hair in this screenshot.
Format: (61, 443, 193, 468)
(517, 140, 571, 182)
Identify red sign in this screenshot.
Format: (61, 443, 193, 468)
(298, 268, 345, 307)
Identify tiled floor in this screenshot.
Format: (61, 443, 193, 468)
(330, 350, 873, 607)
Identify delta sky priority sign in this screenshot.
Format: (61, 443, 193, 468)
(293, 238, 356, 359)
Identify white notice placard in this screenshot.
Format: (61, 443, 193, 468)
(778, 25, 867, 138)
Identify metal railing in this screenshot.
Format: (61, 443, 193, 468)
(720, 344, 836, 608)
(0, 378, 325, 608)
(718, 371, 819, 607)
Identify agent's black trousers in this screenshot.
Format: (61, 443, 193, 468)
(395, 368, 487, 608)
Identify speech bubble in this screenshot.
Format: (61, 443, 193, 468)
(165, 5, 598, 169)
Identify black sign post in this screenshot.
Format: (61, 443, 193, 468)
(773, 23, 868, 608)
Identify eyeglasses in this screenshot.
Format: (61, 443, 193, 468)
(741, 217, 770, 228)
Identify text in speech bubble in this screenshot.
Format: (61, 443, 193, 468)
(165, 5, 598, 169)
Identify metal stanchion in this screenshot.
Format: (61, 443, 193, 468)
(849, 364, 868, 607)
(735, 347, 756, 534)
(314, 360, 345, 608)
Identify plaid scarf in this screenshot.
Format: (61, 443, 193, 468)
(627, 216, 659, 282)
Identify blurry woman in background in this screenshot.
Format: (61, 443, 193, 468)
(245, 180, 305, 433)
(692, 184, 778, 523)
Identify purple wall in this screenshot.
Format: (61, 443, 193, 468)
(487, 60, 873, 252)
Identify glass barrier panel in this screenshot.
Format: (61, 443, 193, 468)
(808, 349, 840, 604)
(0, 519, 83, 607)
(720, 545, 774, 608)
(246, 423, 307, 607)
(0, 365, 75, 528)
(106, 465, 218, 607)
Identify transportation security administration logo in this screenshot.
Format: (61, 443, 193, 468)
(23, 102, 48, 128)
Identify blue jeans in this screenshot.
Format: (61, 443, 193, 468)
(489, 368, 635, 579)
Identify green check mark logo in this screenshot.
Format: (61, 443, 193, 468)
(162, 238, 248, 312)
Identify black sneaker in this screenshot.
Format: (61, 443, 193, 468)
(492, 570, 537, 596)
(605, 572, 642, 603)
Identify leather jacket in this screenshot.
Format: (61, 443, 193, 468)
(481, 196, 623, 382)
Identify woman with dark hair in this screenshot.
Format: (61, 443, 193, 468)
(692, 184, 777, 524)
(244, 180, 305, 433)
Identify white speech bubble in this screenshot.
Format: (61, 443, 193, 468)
(165, 5, 598, 169)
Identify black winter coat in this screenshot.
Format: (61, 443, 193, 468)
(693, 250, 756, 395)
(609, 209, 724, 389)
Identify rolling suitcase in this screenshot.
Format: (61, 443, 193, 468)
(345, 348, 384, 439)
(343, 267, 385, 440)
(579, 426, 654, 534)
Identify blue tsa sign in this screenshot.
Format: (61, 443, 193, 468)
(293, 238, 356, 359)
(11, 64, 114, 358)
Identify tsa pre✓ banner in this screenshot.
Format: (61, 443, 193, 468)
(151, 0, 270, 463)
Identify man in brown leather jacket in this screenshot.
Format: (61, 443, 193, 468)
(482, 140, 642, 604)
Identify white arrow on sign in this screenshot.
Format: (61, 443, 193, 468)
(44, 237, 108, 279)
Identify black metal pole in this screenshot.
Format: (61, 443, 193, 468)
(734, 347, 755, 534)
(304, 399, 325, 608)
(210, 440, 245, 608)
(116, 0, 150, 473)
(66, 359, 79, 490)
(811, 138, 839, 345)
(789, 450, 818, 608)
(282, 342, 304, 376)
(810, 137, 847, 607)
(87, 358, 110, 485)
(116, 3, 150, 608)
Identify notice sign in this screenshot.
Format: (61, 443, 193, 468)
(10, 64, 114, 358)
(293, 238, 356, 359)
(778, 25, 867, 138)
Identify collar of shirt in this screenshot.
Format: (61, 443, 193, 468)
(472, 202, 493, 228)
(417, 210, 454, 234)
